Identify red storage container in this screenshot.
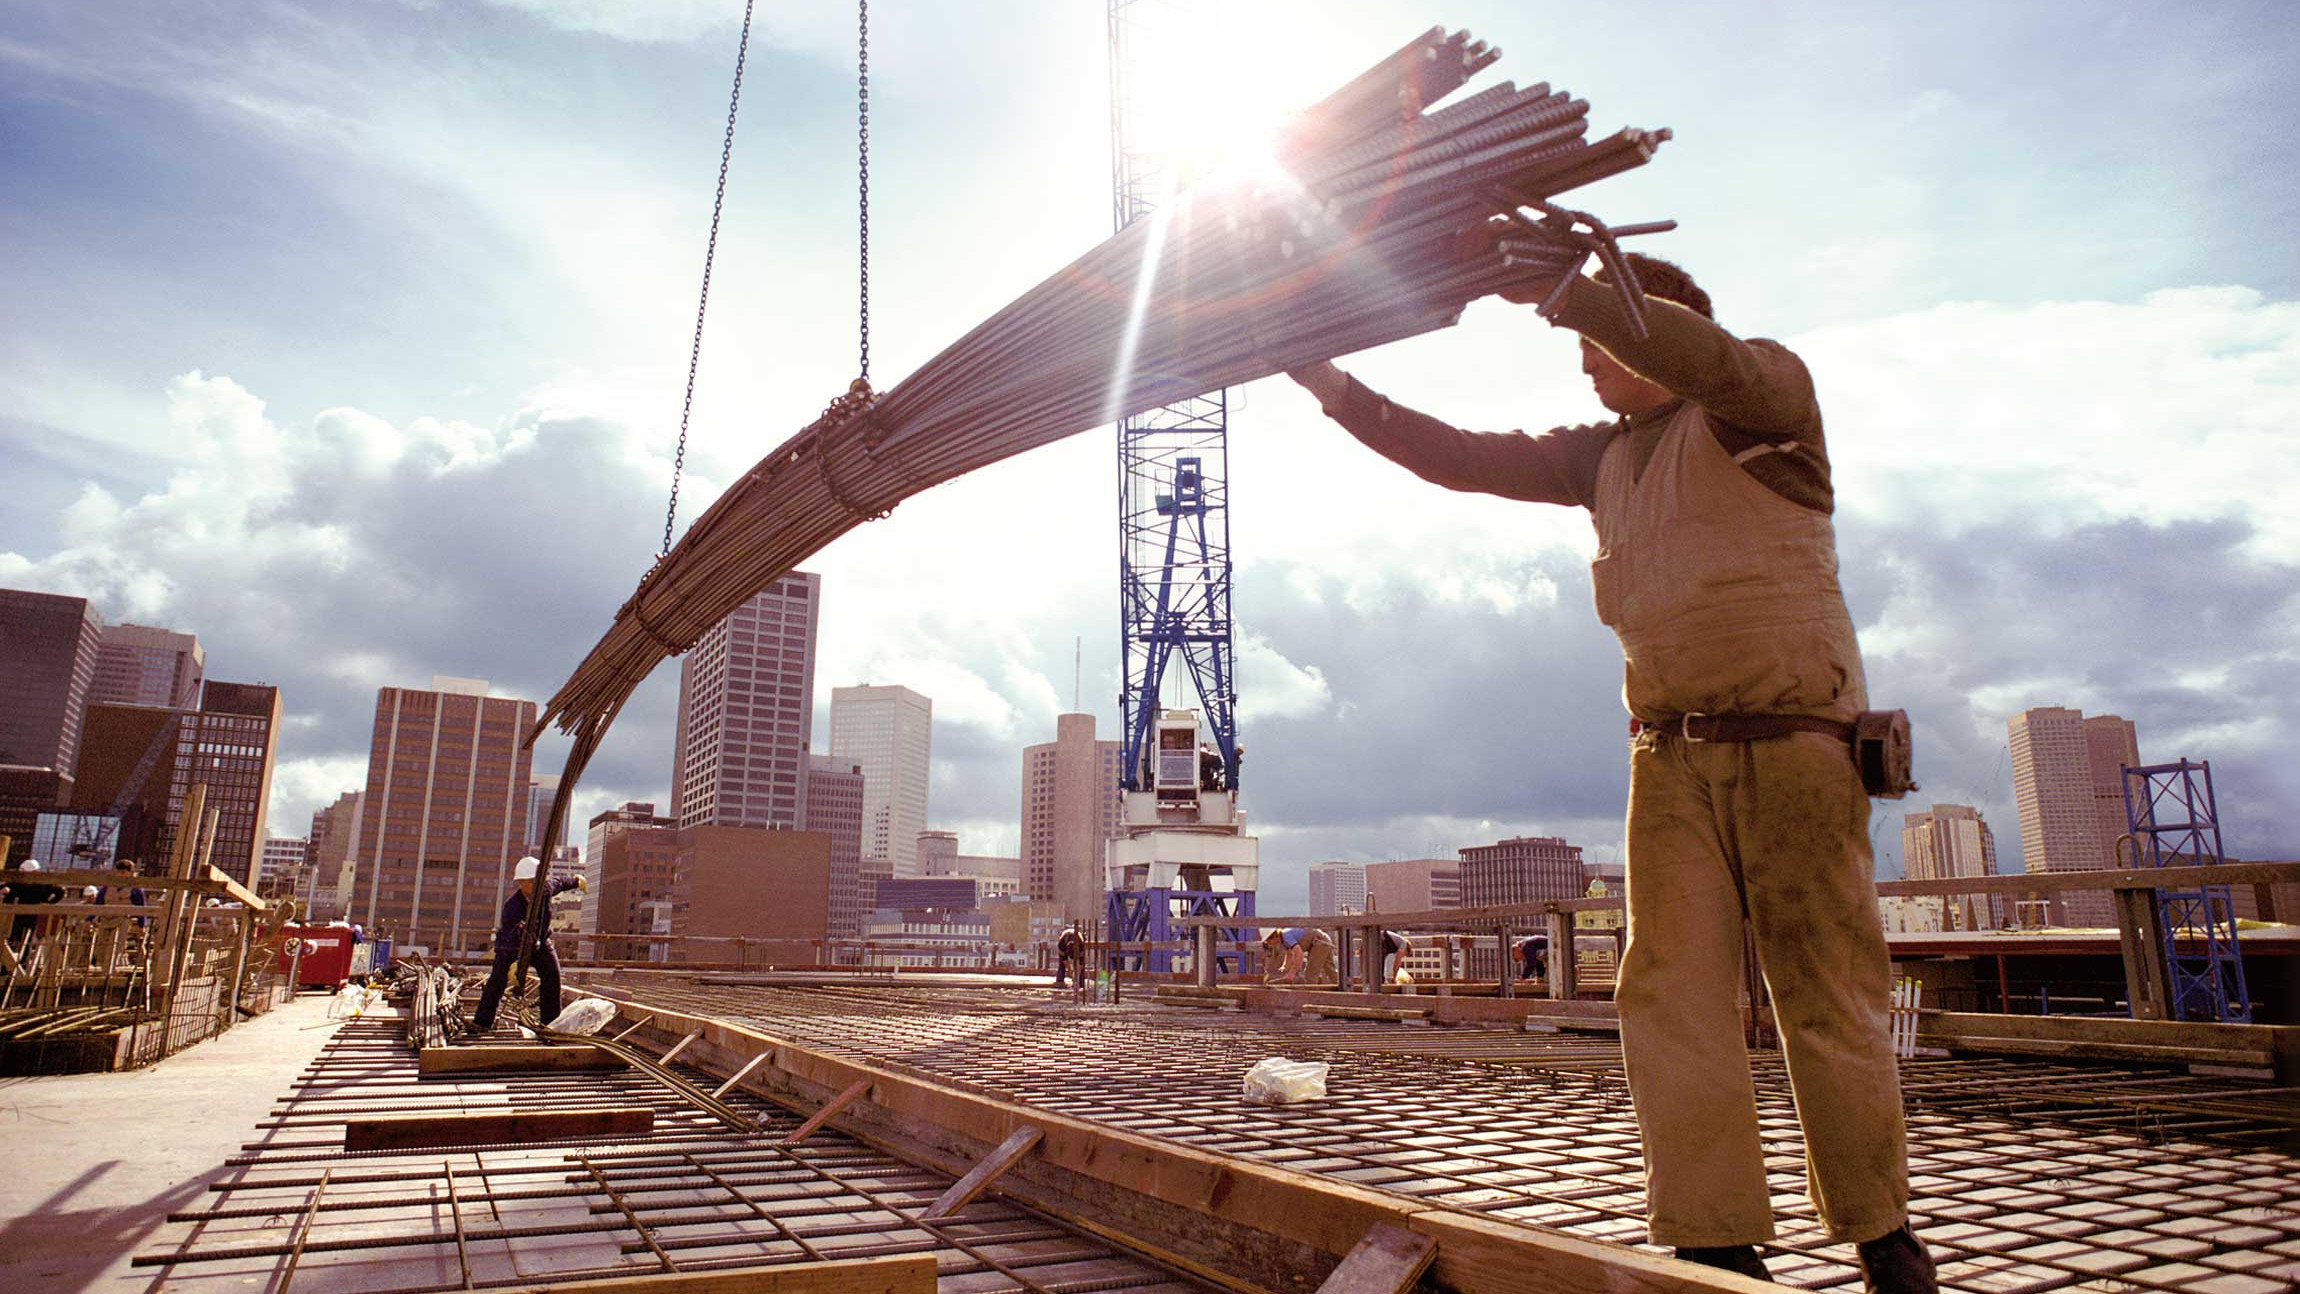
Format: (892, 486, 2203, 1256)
(278, 925, 356, 987)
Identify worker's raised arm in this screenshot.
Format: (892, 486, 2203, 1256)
(1287, 362, 1609, 507)
(1548, 275, 1818, 442)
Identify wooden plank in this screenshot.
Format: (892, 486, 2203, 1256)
(778, 1077, 873, 1146)
(489, 1253, 935, 1294)
(1922, 1032, 2272, 1071)
(1920, 1009, 2297, 1053)
(922, 1123, 1043, 1220)
(417, 1045, 627, 1077)
(658, 1028, 703, 1066)
(1415, 1209, 1772, 1293)
(345, 1105, 653, 1151)
(1316, 1223, 1437, 1294)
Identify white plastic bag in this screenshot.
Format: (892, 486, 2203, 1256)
(549, 997, 618, 1035)
(1242, 1057, 1330, 1105)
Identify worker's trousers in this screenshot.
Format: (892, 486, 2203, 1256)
(1615, 729, 1908, 1247)
(473, 940, 561, 1032)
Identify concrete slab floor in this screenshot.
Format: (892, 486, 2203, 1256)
(0, 991, 361, 1293)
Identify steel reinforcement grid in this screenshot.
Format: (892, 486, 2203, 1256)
(133, 1014, 1228, 1293)
(588, 975, 2300, 1294)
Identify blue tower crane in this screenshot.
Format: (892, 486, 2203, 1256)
(1107, 0, 1239, 798)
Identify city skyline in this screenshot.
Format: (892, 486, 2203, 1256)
(3, 3, 2295, 913)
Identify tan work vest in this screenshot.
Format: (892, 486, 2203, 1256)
(1587, 402, 1867, 722)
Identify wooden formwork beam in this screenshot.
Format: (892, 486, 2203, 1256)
(344, 1105, 653, 1151)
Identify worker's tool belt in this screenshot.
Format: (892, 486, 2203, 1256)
(1637, 709, 1917, 800)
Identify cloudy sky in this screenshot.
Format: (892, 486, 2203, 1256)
(5, 1, 2296, 912)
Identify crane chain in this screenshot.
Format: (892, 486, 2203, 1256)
(662, 0, 758, 559)
(857, 0, 872, 384)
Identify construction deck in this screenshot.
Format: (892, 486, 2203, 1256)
(49, 972, 2300, 1294)
(577, 973, 2300, 1294)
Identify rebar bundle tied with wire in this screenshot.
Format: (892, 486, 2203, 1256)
(525, 26, 1672, 871)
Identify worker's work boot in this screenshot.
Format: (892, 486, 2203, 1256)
(1675, 1244, 1771, 1282)
(1856, 1224, 1936, 1294)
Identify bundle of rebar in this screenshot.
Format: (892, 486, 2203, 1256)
(524, 26, 1672, 864)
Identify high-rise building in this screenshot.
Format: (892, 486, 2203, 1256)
(0, 767, 71, 868)
(525, 774, 560, 855)
(259, 835, 308, 897)
(353, 677, 537, 954)
(2009, 706, 2139, 925)
(88, 622, 204, 710)
(1020, 713, 1124, 921)
(0, 588, 104, 776)
(163, 681, 281, 886)
(1365, 858, 1461, 914)
(67, 702, 181, 866)
(1900, 803, 2001, 931)
(2085, 715, 2141, 866)
(802, 756, 867, 940)
(1307, 862, 1368, 916)
(1460, 835, 1585, 906)
(586, 802, 673, 945)
(829, 684, 932, 879)
(306, 790, 363, 920)
(672, 574, 820, 831)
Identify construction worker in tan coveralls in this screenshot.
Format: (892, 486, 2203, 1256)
(1289, 254, 1934, 1293)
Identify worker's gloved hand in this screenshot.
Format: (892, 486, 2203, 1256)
(575, 875, 588, 891)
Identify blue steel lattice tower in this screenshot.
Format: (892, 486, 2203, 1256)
(1100, 1, 1258, 978)
(1107, 0, 1240, 798)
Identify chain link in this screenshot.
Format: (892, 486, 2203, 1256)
(857, 0, 871, 384)
(662, 0, 758, 559)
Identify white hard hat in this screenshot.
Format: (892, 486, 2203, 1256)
(20, 859, 40, 872)
(513, 856, 541, 880)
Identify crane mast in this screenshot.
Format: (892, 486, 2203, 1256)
(1107, 0, 1239, 797)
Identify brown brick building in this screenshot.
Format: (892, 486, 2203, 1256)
(164, 680, 280, 886)
(353, 678, 536, 955)
(1460, 835, 1585, 907)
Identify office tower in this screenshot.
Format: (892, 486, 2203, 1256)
(525, 774, 560, 854)
(163, 681, 280, 886)
(0, 768, 71, 867)
(829, 684, 932, 879)
(0, 588, 104, 775)
(1900, 803, 2001, 931)
(1308, 862, 1369, 916)
(2085, 716, 2141, 865)
(354, 677, 537, 954)
(306, 790, 363, 920)
(671, 573, 820, 831)
(67, 702, 180, 866)
(1020, 713, 1124, 921)
(1460, 835, 1585, 905)
(1365, 858, 1461, 914)
(802, 756, 867, 940)
(594, 818, 680, 955)
(88, 622, 203, 709)
(259, 835, 308, 897)
(2009, 706, 2139, 925)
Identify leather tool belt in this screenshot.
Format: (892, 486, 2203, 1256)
(1634, 709, 1918, 800)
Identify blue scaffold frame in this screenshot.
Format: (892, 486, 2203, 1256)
(2122, 759, 2251, 1024)
(1106, 885, 1257, 977)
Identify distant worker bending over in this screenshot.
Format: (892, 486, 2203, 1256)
(1054, 923, 1086, 988)
(1260, 926, 1334, 986)
(1290, 254, 1931, 1292)
(471, 856, 585, 1035)
(1515, 933, 1548, 985)
(1378, 929, 1413, 983)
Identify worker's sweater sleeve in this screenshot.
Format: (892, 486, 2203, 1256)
(548, 874, 582, 899)
(1320, 374, 1611, 507)
(1550, 275, 1820, 443)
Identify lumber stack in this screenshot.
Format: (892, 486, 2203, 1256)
(527, 27, 1671, 846)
